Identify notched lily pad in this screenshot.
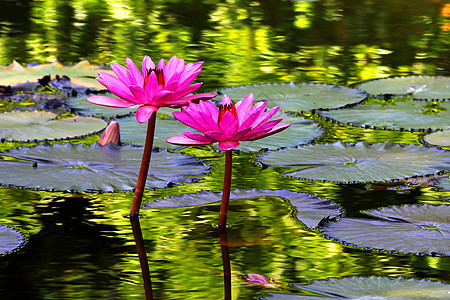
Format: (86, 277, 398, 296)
(357, 76, 450, 100)
(320, 204, 450, 255)
(423, 130, 450, 147)
(0, 143, 209, 192)
(257, 141, 450, 183)
(0, 111, 107, 141)
(220, 82, 367, 112)
(143, 189, 341, 229)
(0, 224, 26, 256)
(263, 277, 450, 299)
(0, 60, 112, 89)
(318, 99, 450, 131)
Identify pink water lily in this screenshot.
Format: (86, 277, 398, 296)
(86, 55, 216, 123)
(167, 93, 290, 226)
(166, 93, 290, 150)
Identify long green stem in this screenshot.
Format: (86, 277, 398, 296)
(218, 150, 232, 226)
(130, 113, 157, 217)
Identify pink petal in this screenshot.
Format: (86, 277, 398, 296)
(110, 63, 132, 86)
(172, 110, 209, 133)
(169, 82, 203, 100)
(168, 93, 216, 108)
(218, 140, 240, 150)
(250, 106, 280, 128)
(129, 85, 151, 103)
(126, 57, 144, 87)
(166, 135, 212, 146)
(183, 131, 215, 143)
(97, 72, 137, 103)
(143, 71, 157, 99)
(86, 96, 135, 108)
(218, 111, 239, 138)
(151, 90, 172, 106)
(142, 55, 155, 74)
(221, 95, 232, 106)
(235, 93, 254, 123)
(247, 122, 290, 141)
(157, 58, 165, 70)
(136, 105, 159, 123)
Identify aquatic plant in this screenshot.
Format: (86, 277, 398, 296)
(167, 93, 290, 226)
(85, 55, 215, 216)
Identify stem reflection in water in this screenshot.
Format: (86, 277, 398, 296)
(218, 226, 232, 300)
(130, 216, 153, 300)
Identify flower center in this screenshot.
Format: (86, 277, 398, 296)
(144, 68, 165, 89)
(218, 103, 238, 123)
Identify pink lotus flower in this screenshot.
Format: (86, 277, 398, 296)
(98, 120, 120, 146)
(86, 55, 216, 123)
(166, 93, 290, 150)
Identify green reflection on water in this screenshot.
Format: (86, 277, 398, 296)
(0, 0, 450, 299)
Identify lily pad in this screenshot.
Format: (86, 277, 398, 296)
(423, 130, 450, 147)
(264, 277, 450, 299)
(357, 76, 450, 100)
(318, 99, 450, 131)
(0, 111, 107, 141)
(118, 116, 192, 148)
(320, 204, 450, 255)
(0, 143, 209, 192)
(119, 112, 323, 151)
(220, 82, 367, 112)
(236, 113, 323, 151)
(143, 189, 341, 229)
(257, 142, 450, 183)
(0, 60, 112, 89)
(0, 224, 26, 256)
(67, 93, 138, 118)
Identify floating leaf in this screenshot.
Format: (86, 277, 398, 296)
(264, 277, 450, 299)
(220, 83, 367, 112)
(437, 176, 450, 191)
(143, 189, 341, 229)
(68, 93, 138, 118)
(0, 224, 26, 256)
(0, 91, 69, 113)
(318, 99, 450, 131)
(0, 111, 107, 141)
(423, 130, 450, 147)
(357, 76, 450, 100)
(257, 142, 450, 183)
(118, 116, 192, 148)
(0, 60, 112, 89)
(0, 143, 209, 192)
(320, 204, 450, 255)
(236, 113, 323, 151)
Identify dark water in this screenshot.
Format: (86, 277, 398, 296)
(0, 0, 450, 299)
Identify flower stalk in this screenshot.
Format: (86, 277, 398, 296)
(218, 150, 233, 227)
(130, 113, 157, 217)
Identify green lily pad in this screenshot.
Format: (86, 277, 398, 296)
(118, 116, 192, 148)
(143, 189, 341, 229)
(0, 111, 107, 141)
(357, 76, 450, 100)
(257, 142, 450, 183)
(220, 83, 367, 112)
(264, 277, 450, 299)
(68, 93, 138, 118)
(0, 143, 209, 192)
(320, 204, 450, 255)
(0, 224, 26, 256)
(119, 112, 323, 151)
(423, 130, 450, 147)
(318, 99, 450, 131)
(0, 60, 112, 89)
(236, 113, 323, 151)
(437, 176, 450, 191)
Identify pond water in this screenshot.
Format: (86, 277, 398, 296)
(0, 0, 449, 299)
